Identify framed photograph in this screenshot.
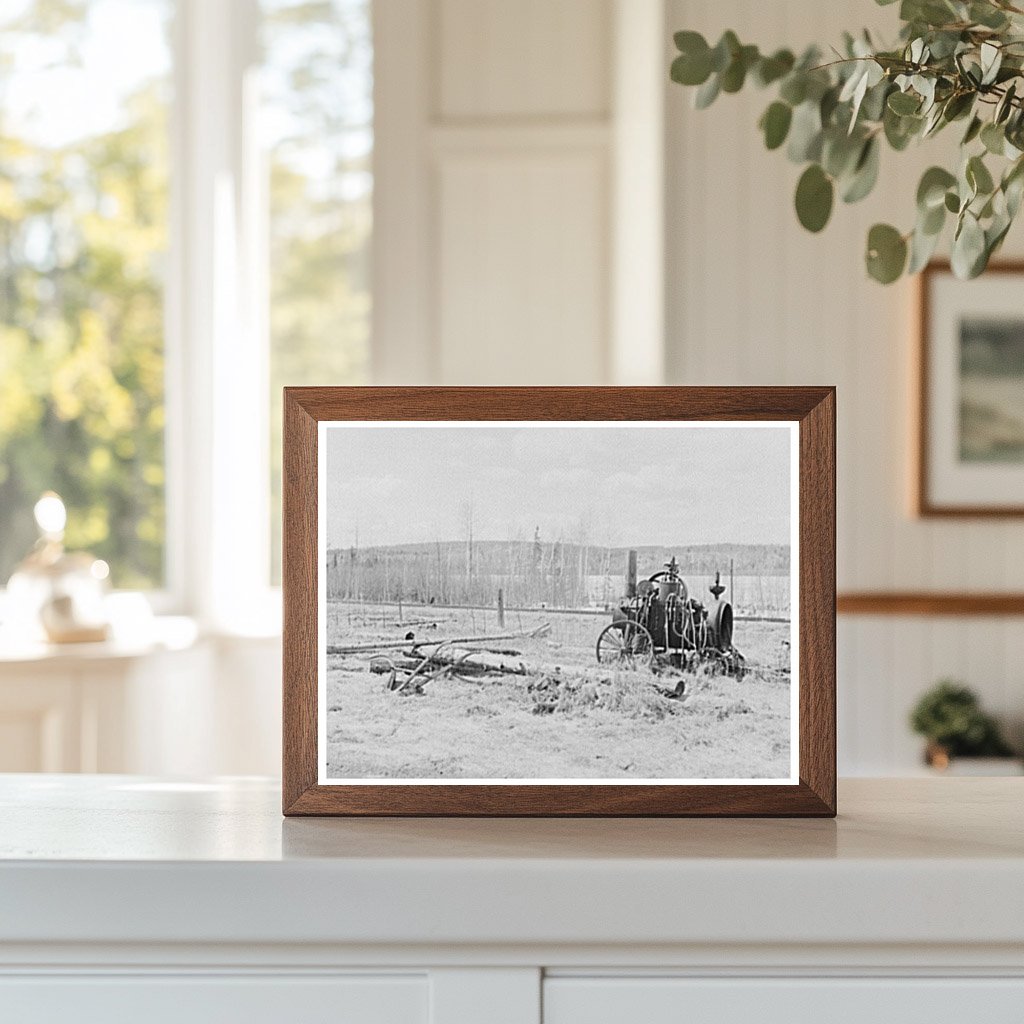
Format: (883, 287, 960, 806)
(918, 261, 1024, 516)
(283, 387, 835, 816)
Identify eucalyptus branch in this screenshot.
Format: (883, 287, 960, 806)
(670, 0, 1024, 283)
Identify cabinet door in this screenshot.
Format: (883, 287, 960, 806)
(0, 974, 428, 1024)
(544, 977, 1024, 1024)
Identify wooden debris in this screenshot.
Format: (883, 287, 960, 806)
(326, 623, 550, 656)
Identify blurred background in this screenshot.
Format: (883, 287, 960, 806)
(1, 0, 1021, 778)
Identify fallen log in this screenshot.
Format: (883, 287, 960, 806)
(401, 645, 532, 676)
(326, 623, 550, 656)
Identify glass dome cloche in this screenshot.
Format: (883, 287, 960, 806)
(5, 492, 111, 644)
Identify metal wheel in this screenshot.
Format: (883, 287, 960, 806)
(596, 621, 655, 668)
(708, 600, 733, 650)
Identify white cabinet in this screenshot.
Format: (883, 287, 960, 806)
(544, 978, 1024, 1024)
(2, 777, 1023, 1024)
(0, 975, 428, 1024)
(0, 626, 282, 776)
(0, 639, 210, 773)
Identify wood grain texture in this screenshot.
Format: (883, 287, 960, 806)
(838, 592, 1024, 616)
(282, 387, 836, 817)
(282, 392, 319, 812)
(916, 260, 1024, 518)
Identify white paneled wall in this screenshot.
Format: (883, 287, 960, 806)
(375, 0, 614, 385)
(666, 0, 1024, 772)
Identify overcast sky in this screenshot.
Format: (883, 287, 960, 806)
(324, 424, 793, 549)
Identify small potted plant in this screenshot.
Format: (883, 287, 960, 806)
(910, 680, 1020, 774)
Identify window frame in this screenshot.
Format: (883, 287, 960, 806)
(164, 0, 279, 632)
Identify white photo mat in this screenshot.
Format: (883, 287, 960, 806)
(316, 420, 800, 787)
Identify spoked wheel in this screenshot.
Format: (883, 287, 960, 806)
(596, 621, 655, 668)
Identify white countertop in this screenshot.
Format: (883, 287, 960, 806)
(2, 776, 1022, 950)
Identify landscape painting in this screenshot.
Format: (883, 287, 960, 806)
(959, 316, 1024, 463)
(318, 422, 797, 784)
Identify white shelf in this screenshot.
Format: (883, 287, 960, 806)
(2, 776, 1023, 951)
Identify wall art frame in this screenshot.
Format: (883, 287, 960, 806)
(917, 260, 1024, 517)
(282, 387, 836, 817)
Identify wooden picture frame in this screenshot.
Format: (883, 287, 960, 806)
(917, 260, 1024, 517)
(283, 387, 836, 817)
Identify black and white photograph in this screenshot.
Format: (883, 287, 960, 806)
(318, 421, 798, 785)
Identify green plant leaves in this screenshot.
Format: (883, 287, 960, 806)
(981, 121, 1006, 155)
(759, 102, 792, 150)
(795, 164, 834, 232)
(888, 90, 921, 115)
(668, 10, 1024, 284)
(908, 222, 940, 273)
(866, 224, 908, 283)
(671, 31, 713, 86)
(787, 100, 823, 162)
(842, 137, 880, 203)
(917, 166, 957, 210)
(980, 41, 1002, 86)
(952, 211, 987, 278)
(753, 49, 795, 87)
(967, 154, 995, 196)
(694, 74, 721, 109)
(970, 2, 1009, 30)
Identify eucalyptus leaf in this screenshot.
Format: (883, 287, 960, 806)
(861, 79, 892, 122)
(760, 102, 793, 150)
(951, 211, 987, 278)
(721, 44, 759, 93)
(996, 82, 1017, 124)
(754, 49, 795, 87)
(962, 115, 983, 145)
(908, 222, 942, 273)
(779, 73, 807, 106)
(884, 106, 922, 150)
(981, 42, 1003, 86)
(795, 164, 834, 232)
(842, 137, 881, 203)
(981, 121, 1006, 155)
(970, 2, 1009, 29)
(1004, 158, 1024, 215)
(787, 101, 823, 162)
(671, 51, 712, 87)
(710, 31, 740, 73)
(967, 154, 995, 195)
(822, 128, 864, 178)
(888, 90, 921, 115)
(694, 73, 721, 109)
(921, 200, 946, 235)
(942, 91, 974, 122)
(866, 223, 908, 283)
(917, 166, 957, 210)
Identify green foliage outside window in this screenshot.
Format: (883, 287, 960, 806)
(0, 0, 372, 592)
(0, 0, 170, 587)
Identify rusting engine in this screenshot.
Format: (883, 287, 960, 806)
(596, 557, 745, 676)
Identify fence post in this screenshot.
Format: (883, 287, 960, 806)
(497, 588, 505, 628)
(626, 550, 637, 598)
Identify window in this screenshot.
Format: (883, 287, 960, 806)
(262, 0, 373, 581)
(0, 0, 373, 614)
(0, 0, 172, 588)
